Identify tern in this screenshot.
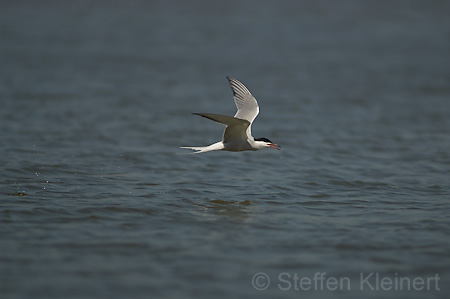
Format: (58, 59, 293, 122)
(181, 77, 280, 154)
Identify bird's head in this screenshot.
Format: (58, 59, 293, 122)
(254, 137, 281, 150)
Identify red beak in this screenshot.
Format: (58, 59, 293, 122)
(269, 143, 281, 150)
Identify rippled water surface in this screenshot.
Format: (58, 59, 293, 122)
(1, 1, 450, 298)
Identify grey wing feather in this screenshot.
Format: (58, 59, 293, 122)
(227, 77, 259, 123)
(222, 121, 250, 143)
(193, 113, 242, 126)
(193, 112, 250, 143)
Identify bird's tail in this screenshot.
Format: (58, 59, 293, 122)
(180, 142, 224, 154)
(180, 146, 208, 154)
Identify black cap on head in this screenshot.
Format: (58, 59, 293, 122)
(254, 137, 273, 143)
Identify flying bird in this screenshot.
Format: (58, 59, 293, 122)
(181, 77, 280, 154)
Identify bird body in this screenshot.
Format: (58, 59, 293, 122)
(181, 77, 280, 154)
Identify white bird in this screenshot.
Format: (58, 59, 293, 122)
(181, 77, 280, 154)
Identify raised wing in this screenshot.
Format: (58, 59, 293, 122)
(227, 77, 259, 124)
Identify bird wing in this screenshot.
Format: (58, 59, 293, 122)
(193, 113, 242, 126)
(222, 121, 250, 143)
(193, 113, 250, 143)
(227, 77, 259, 124)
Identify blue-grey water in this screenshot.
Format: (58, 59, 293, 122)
(1, 1, 449, 298)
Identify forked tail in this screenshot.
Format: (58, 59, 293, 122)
(180, 142, 224, 154)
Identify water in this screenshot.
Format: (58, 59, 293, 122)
(1, 1, 450, 298)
